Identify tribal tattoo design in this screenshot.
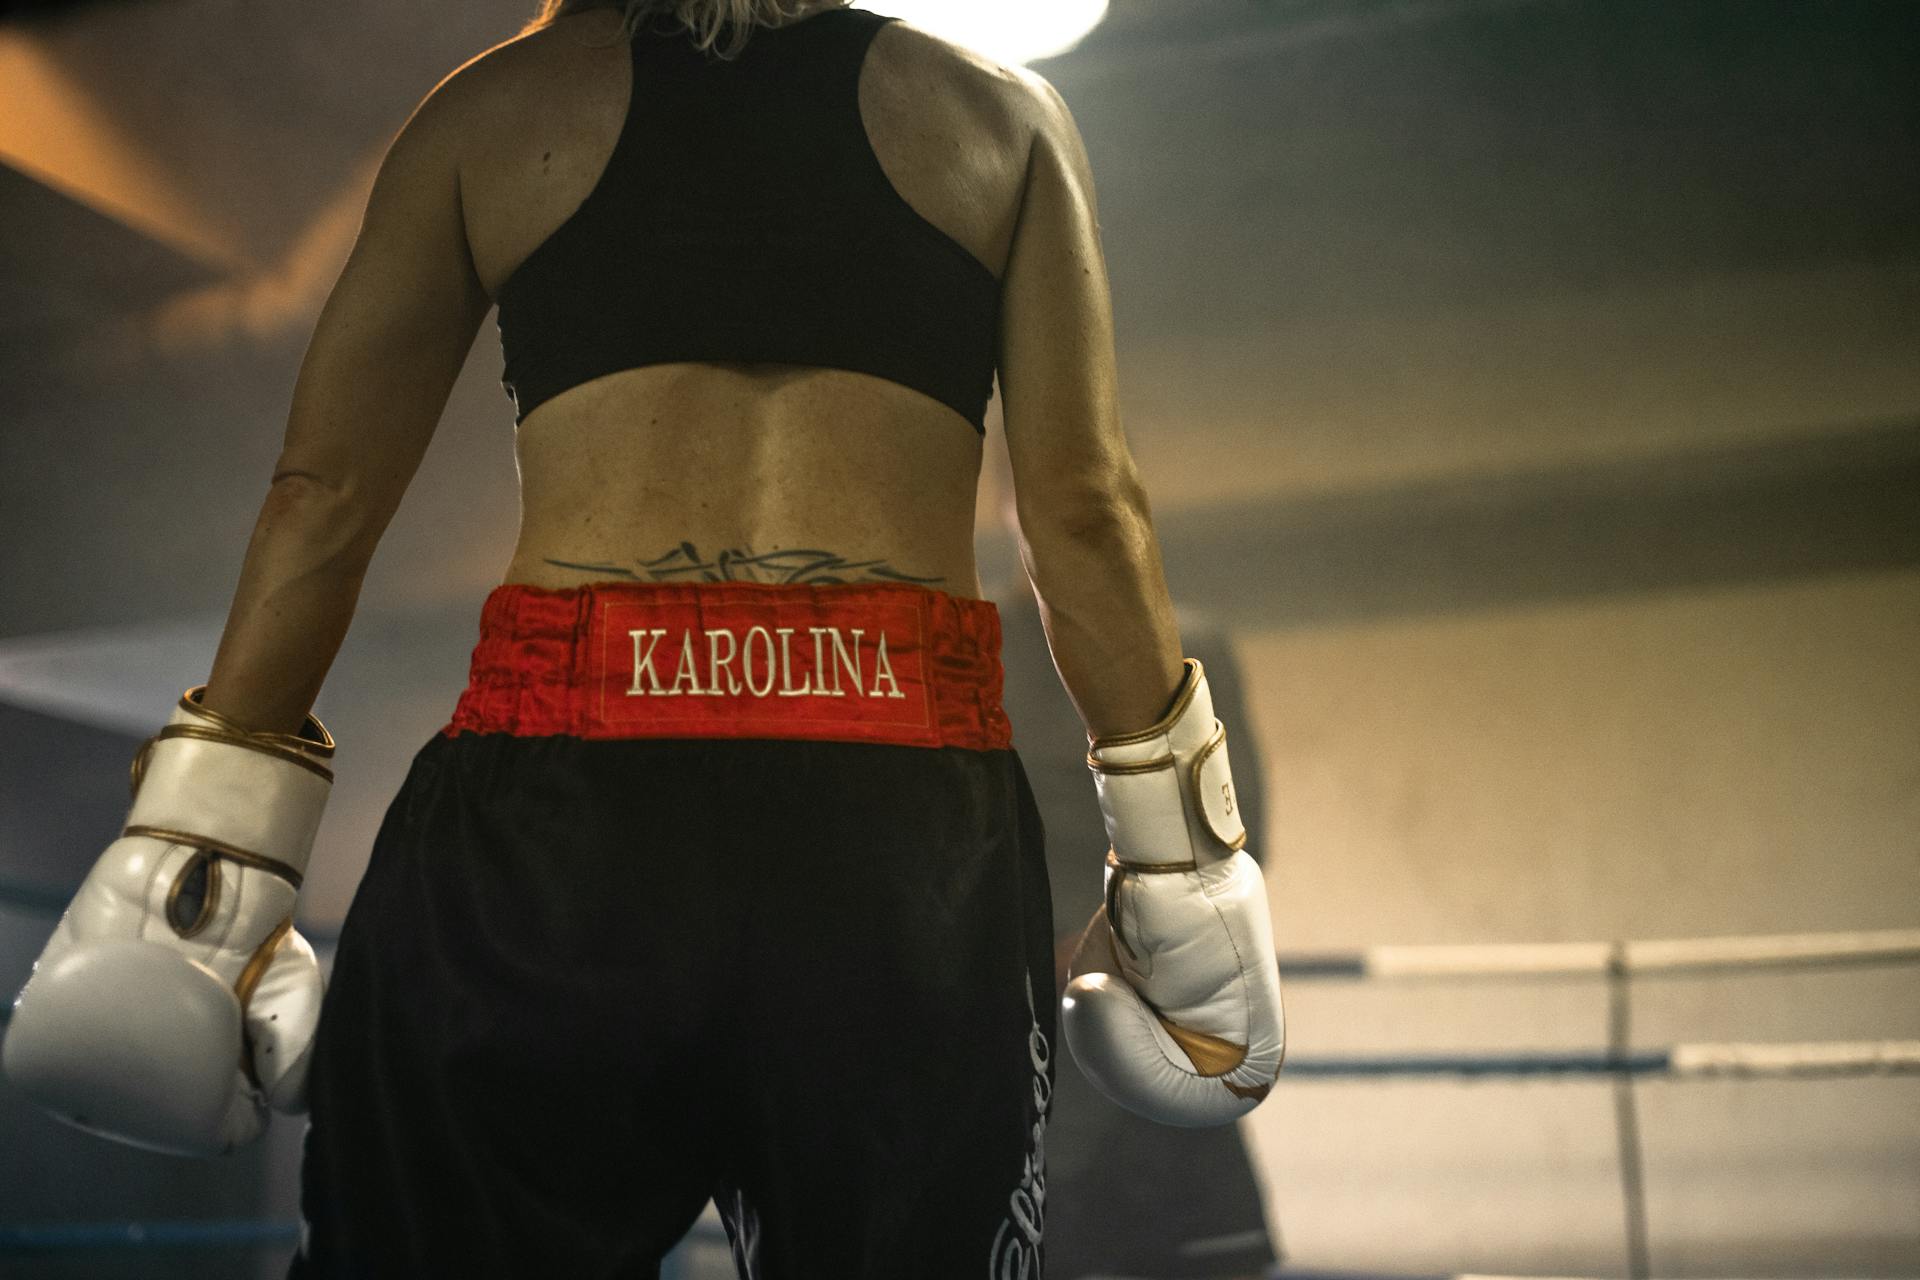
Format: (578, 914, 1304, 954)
(547, 542, 945, 586)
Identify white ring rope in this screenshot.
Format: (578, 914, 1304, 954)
(1280, 928, 1920, 981)
(1665, 1039, 1920, 1079)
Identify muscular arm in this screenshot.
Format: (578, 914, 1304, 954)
(997, 75, 1183, 740)
(201, 68, 492, 734)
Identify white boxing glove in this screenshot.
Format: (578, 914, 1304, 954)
(1061, 658, 1285, 1127)
(3, 689, 334, 1156)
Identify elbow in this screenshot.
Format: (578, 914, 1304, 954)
(267, 468, 354, 506)
(1018, 466, 1154, 545)
(259, 469, 385, 572)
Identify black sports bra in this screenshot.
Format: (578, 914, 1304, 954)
(494, 8, 1001, 433)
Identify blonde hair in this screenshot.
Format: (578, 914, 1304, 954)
(521, 0, 851, 60)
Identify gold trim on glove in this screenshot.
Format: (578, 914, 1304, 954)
(235, 917, 292, 1011)
(1106, 849, 1199, 874)
(1190, 724, 1248, 852)
(1086, 659, 1203, 751)
(1103, 848, 1201, 961)
(135, 724, 335, 789)
(124, 825, 305, 891)
(1084, 750, 1175, 776)
(1105, 856, 1131, 960)
(164, 849, 223, 938)
(1156, 1015, 1248, 1078)
(182, 687, 335, 758)
(130, 690, 336, 797)
(234, 917, 293, 1092)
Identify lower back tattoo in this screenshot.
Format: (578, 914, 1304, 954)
(546, 542, 945, 586)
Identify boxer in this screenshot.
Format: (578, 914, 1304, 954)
(6, 1, 1284, 1273)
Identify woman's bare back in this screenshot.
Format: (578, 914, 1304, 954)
(455, 8, 1035, 596)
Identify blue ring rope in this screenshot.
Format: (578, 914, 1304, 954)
(1281, 1051, 1671, 1077)
(0, 1217, 729, 1254)
(0, 1219, 300, 1251)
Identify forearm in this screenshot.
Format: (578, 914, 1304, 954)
(1019, 492, 1186, 741)
(200, 476, 379, 735)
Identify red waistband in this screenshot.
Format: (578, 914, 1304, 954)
(443, 581, 1012, 750)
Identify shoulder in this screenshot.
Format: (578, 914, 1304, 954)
(867, 15, 1025, 89)
(886, 37, 1093, 188)
(866, 16, 1049, 149)
(454, 8, 629, 84)
(397, 10, 628, 154)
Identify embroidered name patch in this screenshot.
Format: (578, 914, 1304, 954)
(589, 595, 938, 744)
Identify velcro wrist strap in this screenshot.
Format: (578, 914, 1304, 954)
(1087, 659, 1248, 865)
(124, 693, 335, 881)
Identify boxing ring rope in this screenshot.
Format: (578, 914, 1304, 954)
(0, 877, 73, 920)
(1274, 928, 1920, 980)
(2, 895, 1915, 1272)
(1267, 925, 1920, 1280)
(0, 1219, 300, 1252)
(1279, 1041, 1920, 1079)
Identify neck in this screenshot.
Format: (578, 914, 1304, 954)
(775, 1, 846, 22)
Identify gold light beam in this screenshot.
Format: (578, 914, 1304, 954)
(0, 29, 253, 273)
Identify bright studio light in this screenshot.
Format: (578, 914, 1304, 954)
(862, 0, 1110, 64)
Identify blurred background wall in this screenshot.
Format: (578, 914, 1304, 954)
(1, 0, 1915, 1275)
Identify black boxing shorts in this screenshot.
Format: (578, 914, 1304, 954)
(289, 581, 1056, 1280)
